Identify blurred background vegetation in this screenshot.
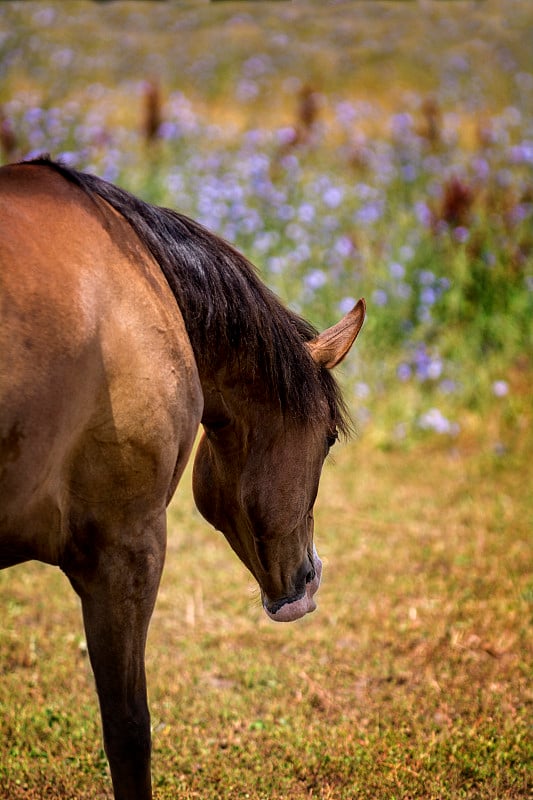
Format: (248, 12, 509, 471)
(1, 0, 532, 450)
(0, 4, 532, 798)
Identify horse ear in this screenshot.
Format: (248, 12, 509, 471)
(307, 298, 366, 369)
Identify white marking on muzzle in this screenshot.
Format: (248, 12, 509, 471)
(263, 547, 323, 623)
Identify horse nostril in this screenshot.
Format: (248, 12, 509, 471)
(305, 567, 316, 584)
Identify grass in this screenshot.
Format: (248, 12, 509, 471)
(1, 1, 532, 797)
(0, 428, 531, 799)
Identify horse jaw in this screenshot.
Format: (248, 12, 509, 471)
(263, 548, 323, 623)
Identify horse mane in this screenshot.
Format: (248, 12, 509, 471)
(21, 156, 350, 434)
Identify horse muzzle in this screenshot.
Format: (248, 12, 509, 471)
(263, 547, 323, 623)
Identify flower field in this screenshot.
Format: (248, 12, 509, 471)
(1, 0, 532, 447)
(0, 2, 532, 798)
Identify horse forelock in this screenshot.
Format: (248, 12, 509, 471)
(20, 156, 351, 435)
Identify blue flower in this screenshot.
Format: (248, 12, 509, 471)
(298, 203, 315, 223)
(402, 164, 417, 182)
(420, 287, 437, 306)
(242, 55, 272, 78)
(492, 380, 509, 397)
(323, 186, 344, 209)
(472, 157, 490, 180)
(390, 112, 413, 138)
(334, 236, 353, 258)
(412, 344, 442, 381)
(439, 379, 457, 395)
(335, 101, 358, 126)
(418, 270, 435, 286)
(236, 80, 259, 102)
(509, 141, 533, 165)
(418, 408, 459, 435)
(278, 204, 295, 221)
(414, 202, 432, 227)
(277, 127, 297, 146)
(267, 256, 288, 274)
(454, 226, 470, 243)
(397, 363, 412, 381)
(286, 223, 307, 243)
(372, 289, 388, 307)
(304, 269, 327, 290)
(354, 382, 370, 399)
(389, 262, 405, 280)
(338, 296, 356, 315)
(356, 202, 383, 225)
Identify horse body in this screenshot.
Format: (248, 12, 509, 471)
(0, 165, 202, 566)
(0, 159, 364, 799)
(1, 164, 202, 797)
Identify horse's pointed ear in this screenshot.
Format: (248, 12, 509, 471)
(307, 298, 366, 369)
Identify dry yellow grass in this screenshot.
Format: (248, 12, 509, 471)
(0, 420, 531, 798)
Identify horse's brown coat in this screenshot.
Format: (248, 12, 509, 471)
(0, 165, 202, 566)
(0, 160, 364, 799)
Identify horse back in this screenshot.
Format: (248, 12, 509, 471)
(0, 164, 202, 568)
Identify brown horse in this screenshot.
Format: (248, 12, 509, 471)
(0, 157, 365, 799)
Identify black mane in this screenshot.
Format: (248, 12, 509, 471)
(23, 156, 350, 433)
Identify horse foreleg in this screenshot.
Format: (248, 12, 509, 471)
(66, 522, 166, 800)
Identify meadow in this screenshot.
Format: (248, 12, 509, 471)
(0, 1, 532, 797)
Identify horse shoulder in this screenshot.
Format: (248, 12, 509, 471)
(0, 164, 202, 566)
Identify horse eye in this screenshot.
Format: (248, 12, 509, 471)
(209, 419, 230, 430)
(326, 430, 339, 450)
(205, 418, 231, 438)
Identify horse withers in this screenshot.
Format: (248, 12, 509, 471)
(0, 157, 365, 799)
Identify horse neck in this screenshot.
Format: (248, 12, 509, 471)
(196, 357, 265, 429)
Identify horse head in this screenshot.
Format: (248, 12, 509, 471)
(192, 299, 365, 622)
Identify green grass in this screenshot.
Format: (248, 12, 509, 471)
(0, 429, 531, 799)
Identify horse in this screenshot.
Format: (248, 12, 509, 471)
(0, 156, 365, 800)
